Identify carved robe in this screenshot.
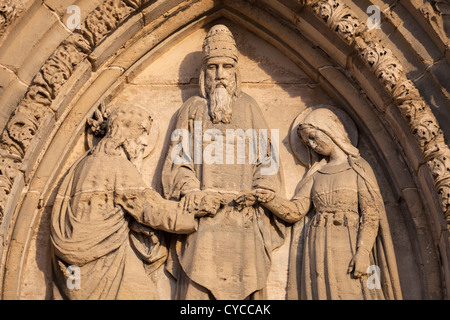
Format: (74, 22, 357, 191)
(286, 157, 402, 300)
(162, 93, 285, 300)
(51, 146, 197, 300)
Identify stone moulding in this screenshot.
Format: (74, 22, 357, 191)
(310, 0, 363, 44)
(0, 0, 147, 223)
(302, 0, 450, 227)
(0, 0, 448, 231)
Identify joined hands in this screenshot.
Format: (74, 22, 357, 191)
(234, 189, 275, 210)
(184, 190, 223, 218)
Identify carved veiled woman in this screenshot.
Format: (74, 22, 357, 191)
(255, 107, 402, 300)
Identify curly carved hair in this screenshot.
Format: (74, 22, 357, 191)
(95, 105, 153, 156)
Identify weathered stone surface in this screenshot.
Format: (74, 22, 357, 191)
(0, 2, 67, 82)
(0, 0, 448, 301)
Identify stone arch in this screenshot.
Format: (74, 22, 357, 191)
(0, 0, 448, 299)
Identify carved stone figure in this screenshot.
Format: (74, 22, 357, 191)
(50, 104, 220, 300)
(245, 106, 403, 300)
(161, 24, 285, 300)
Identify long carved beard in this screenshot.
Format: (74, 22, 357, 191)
(209, 86, 233, 124)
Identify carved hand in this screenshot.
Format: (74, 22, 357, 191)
(254, 189, 276, 203)
(184, 190, 222, 218)
(234, 191, 257, 210)
(348, 247, 371, 279)
(195, 194, 222, 218)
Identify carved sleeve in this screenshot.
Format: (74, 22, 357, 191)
(356, 169, 381, 253)
(161, 98, 203, 200)
(115, 188, 197, 235)
(175, 166, 201, 197)
(163, 146, 201, 200)
(262, 175, 313, 223)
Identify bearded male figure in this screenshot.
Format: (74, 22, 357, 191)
(162, 25, 286, 300)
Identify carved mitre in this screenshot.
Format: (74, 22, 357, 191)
(202, 24, 239, 63)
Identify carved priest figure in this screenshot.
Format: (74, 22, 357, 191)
(244, 107, 403, 300)
(51, 105, 220, 300)
(162, 24, 285, 300)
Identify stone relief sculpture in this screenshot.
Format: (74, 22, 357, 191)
(0, 0, 446, 302)
(161, 24, 286, 300)
(50, 104, 220, 299)
(0, 0, 446, 243)
(242, 106, 403, 300)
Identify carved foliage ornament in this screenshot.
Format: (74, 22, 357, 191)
(0, 0, 448, 227)
(310, 0, 362, 43)
(303, 0, 450, 226)
(87, 103, 111, 137)
(0, 0, 19, 38)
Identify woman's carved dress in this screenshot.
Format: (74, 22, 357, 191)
(284, 158, 401, 300)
